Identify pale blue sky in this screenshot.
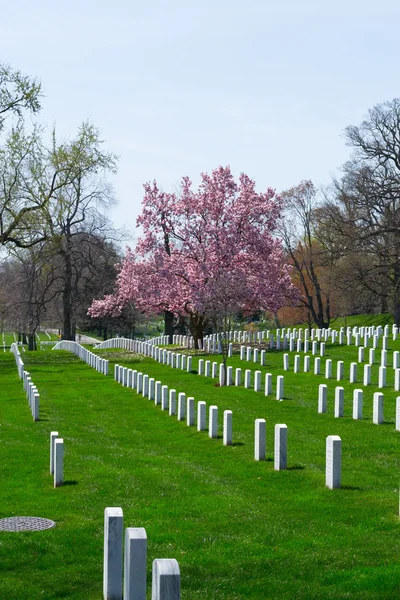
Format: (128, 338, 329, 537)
(2, 0, 400, 237)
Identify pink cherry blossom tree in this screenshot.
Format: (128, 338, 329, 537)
(89, 166, 298, 353)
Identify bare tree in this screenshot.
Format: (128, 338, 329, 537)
(44, 123, 117, 340)
(318, 98, 400, 324)
(279, 180, 335, 328)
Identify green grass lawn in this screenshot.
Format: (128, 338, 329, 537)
(1, 333, 400, 598)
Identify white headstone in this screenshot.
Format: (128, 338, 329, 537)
(235, 368, 242, 386)
(369, 348, 375, 364)
(152, 558, 180, 599)
(318, 384, 327, 413)
(161, 386, 168, 411)
(283, 354, 289, 371)
(137, 373, 143, 394)
(336, 361, 344, 381)
(212, 362, 218, 378)
(178, 393, 186, 421)
(197, 401, 206, 431)
(149, 378, 155, 401)
(314, 357, 321, 375)
(223, 410, 232, 446)
(325, 359, 332, 379)
(205, 361, 211, 377)
(50, 431, 59, 475)
(358, 347, 364, 363)
(124, 527, 147, 600)
(265, 373, 272, 396)
(274, 424, 287, 471)
(187, 397, 194, 426)
(155, 381, 162, 405)
(254, 418, 266, 461)
(353, 389, 363, 420)
(245, 370, 251, 389)
(209, 406, 218, 438)
(103, 507, 123, 600)
(334, 387, 344, 418)
(166, 389, 175, 415)
(254, 371, 261, 392)
(373, 392, 384, 424)
(54, 438, 64, 488)
(219, 363, 225, 386)
(276, 376, 284, 400)
(326, 435, 341, 489)
(378, 366, 386, 388)
(396, 397, 400, 432)
(363, 364, 371, 386)
(395, 368, 400, 392)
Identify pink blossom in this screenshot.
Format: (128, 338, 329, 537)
(89, 166, 299, 334)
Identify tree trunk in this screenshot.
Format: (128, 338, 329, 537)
(187, 312, 205, 349)
(28, 333, 37, 351)
(381, 294, 389, 314)
(392, 260, 400, 327)
(62, 236, 75, 341)
(273, 312, 281, 329)
(164, 310, 174, 344)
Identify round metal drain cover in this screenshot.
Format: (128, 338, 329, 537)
(0, 517, 56, 532)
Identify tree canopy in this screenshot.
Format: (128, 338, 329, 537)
(89, 166, 298, 343)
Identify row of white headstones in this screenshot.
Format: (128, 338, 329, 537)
(10, 341, 111, 425)
(110, 336, 400, 489)
(115, 364, 294, 476)
(161, 321, 400, 350)
(53, 340, 109, 375)
(96, 321, 396, 359)
(103, 506, 180, 600)
(114, 364, 232, 443)
(11, 343, 40, 422)
(125, 337, 400, 420)
(283, 352, 400, 384)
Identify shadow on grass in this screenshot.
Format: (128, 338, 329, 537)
(232, 442, 245, 447)
(341, 484, 362, 491)
(63, 480, 78, 486)
(288, 465, 305, 471)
